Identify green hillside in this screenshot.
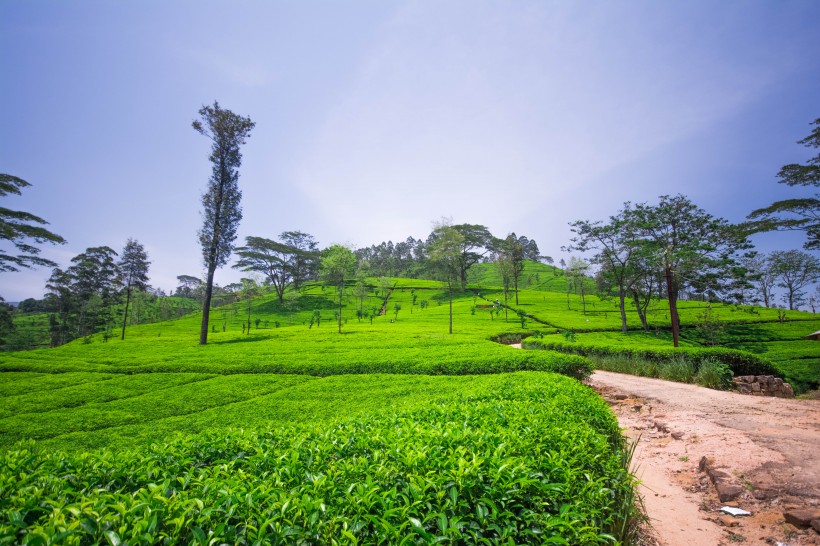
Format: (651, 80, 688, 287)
(1, 270, 816, 543)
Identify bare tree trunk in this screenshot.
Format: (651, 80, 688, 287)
(338, 286, 343, 334)
(199, 266, 216, 345)
(665, 267, 681, 347)
(632, 290, 649, 331)
(618, 288, 628, 333)
(448, 285, 453, 334)
(120, 285, 132, 340)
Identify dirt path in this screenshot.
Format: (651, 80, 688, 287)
(589, 371, 820, 546)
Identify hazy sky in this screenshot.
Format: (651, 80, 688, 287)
(2, 1, 819, 302)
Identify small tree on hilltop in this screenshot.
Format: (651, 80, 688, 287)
(321, 245, 355, 334)
(768, 249, 820, 310)
(118, 238, 150, 340)
(429, 222, 465, 334)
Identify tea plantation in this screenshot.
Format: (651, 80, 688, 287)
(1, 271, 817, 544)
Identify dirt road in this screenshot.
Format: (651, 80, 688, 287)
(589, 371, 820, 545)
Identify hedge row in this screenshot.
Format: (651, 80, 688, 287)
(522, 337, 779, 378)
(1, 376, 633, 545)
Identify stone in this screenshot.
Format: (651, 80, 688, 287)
(751, 382, 761, 392)
(699, 456, 714, 472)
(708, 468, 731, 483)
(812, 519, 820, 533)
(783, 384, 795, 398)
(614, 394, 628, 400)
(716, 482, 745, 502)
(671, 431, 684, 440)
(783, 509, 820, 528)
(737, 383, 752, 394)
(654, 420, 669, 433)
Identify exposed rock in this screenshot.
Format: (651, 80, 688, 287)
(812, 518, 820, 533)
(653, 420, 669, 433)
(716, 482, 745, 502)
(699, 456, 714, 472)
(614, 394, 628, 400)
(671, 431, 684, 440)
(733, 375, 795, 398)
(784, 509, 820, 528)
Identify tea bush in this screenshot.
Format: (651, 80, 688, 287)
(0, 375, 635, 545)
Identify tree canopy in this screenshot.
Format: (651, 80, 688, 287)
(748, 117, 820, 250)
(0, 173, 66, 273)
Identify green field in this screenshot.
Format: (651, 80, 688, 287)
(1, 266, 817, 543)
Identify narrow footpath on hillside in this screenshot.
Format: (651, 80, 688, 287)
(589, 370, 820, 546)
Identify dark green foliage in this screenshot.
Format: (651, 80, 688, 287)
(193, 101, 255, 345)
(0, 375, 633, 545)
(0, 173, 66, 273)
(523, 336, 778, 378)
(748, 117, 820, 250)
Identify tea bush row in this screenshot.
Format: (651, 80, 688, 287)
(0, 375, 635, 545)
(522, 337, 778, 379)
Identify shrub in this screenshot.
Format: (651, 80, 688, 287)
(0, 378, 635, 545)
(694, 358, 734, 389)
(522, 337, 778, 378)
(657, 356, 695, 383)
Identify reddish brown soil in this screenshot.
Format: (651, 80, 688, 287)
(590, 371, 820, 546)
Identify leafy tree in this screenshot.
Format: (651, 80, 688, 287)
(46, 246, 121, 341)
(566, 257, 591, 315)
(429, 223, 465, 334)
(0, 174, 66, 273)
(192, 101, 255, 345)
(493, 233, 529, 305)
(118, 238, 150, 340)
(0, 297, 14, 347)
(233, 236, 295, 303)
(739, 252, 776, 307)
(175, 275, 203, 300)
(568, 205, 642, 332)
(632, 195, 749, 347)
(451, 224, 493, 289)
(494, 247, 513, 319)
(239, 278, 261, 334)
(45, 267, 74, 346)
(279, 231, 320, 289)
(768, 250, 820, 310)
(748, 117, 820, 249)
(320, 245, 355, 334)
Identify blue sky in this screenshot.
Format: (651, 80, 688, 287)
(1, 1, 819, 302)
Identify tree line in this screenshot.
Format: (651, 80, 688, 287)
(1, 107, 817, 344)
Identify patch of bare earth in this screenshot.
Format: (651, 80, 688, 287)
(589, 371, 820, 546)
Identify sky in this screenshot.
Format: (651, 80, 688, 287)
(1, 0, 819, 303)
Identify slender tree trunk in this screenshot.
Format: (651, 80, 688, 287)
(631, 290, 649, 331)
(448, 284, 453, 334)
(618, 288, 628, 333)
(199, 265, 216, 344)
(120, 285, 132, 340)
(580, 284, 586, 315)
(338, 286, 343, 334)
(514, 275, 519, 305)
(247, 299, 252, 334)
(665, 266, 681, 347)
